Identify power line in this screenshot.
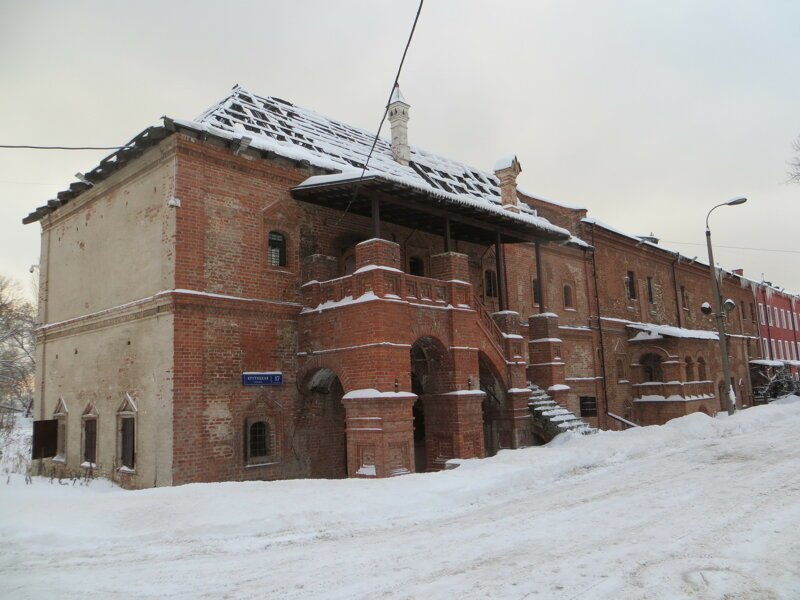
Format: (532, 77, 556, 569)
(0, 144, 131, 150)
(336, 0, 424, 224)
(661, 240, 800, 255)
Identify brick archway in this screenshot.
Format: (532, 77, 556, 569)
(297, 367, 347, 479)
(410, 336, 453, 472)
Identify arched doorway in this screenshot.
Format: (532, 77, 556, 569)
(479, 352, 506, 457)
(410, 337, 449, 472)
(299, 368, 347, 479)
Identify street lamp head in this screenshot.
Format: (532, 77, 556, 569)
(726, 197, 747, 206)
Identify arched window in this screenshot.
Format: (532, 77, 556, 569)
(409, 256, 425, 277)
(484, 270, 498, 298)
(697, 357, 707, 381)
(247, 420, 270, 461)
(563, 284, 574, 309)
(267, 231, 287, 267)
(640, 353, 664, 382)
(685, 357, 695, 381)
(532, 278, 540, 305)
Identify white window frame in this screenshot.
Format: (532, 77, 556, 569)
(759, 303, 765, 325)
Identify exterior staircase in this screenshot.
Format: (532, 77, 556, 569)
(527, 383, 597, 441)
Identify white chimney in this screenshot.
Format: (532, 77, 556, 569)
(388, 84, 410, 166)
(494, 155, 522, 212)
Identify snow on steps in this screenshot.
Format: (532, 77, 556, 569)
(528, 384, 596, 441)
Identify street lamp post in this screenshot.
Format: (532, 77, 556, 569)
(705, 197, 747, 416)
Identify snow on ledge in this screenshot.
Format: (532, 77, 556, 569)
(548, 384, 571, 392)
(352, 264, 403, 274)
(530, 312, 559, 319)
(342, 389, 417, 400)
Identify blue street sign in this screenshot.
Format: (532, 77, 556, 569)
(242, 372, 283, 386)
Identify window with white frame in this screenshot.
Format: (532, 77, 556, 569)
(759, 303, 765, 325)
(117, 394, 137, 471)
(82, 403, 99, 467)
(771, 339, 777, 359)
(53, 398, 68, 462)
(768, 307, 773, 326)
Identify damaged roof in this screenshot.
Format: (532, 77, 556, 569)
(23, 85, 571, 241)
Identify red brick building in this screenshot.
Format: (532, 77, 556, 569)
(24, 85, 768, 487)
(752, 283, 800, 390)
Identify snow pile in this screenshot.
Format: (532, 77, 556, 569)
(2, 399, 800, 598)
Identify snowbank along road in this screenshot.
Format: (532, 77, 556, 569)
(2, 398, 800, 599)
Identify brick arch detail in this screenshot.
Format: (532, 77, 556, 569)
(297, 357, 350, 394)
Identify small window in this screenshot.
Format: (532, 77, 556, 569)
(759, 303, 765, 325)
(563, 284, 574, 309)
(646, 277, 654, 304)
(579, 396, 598, 417)
(117, 394, 137, 471)
(56, 418, 66, 460)
(626, 271, 637, 300)
(697, 357, 707, 380)
(267, 231, 287, 267)
(120, 418, 135, 469)
(83, 419, 97, 465)
(484, 270, 498, 298)
(409, 256, 425, 277)
(247, 420, 272, 463)
(532, 278, 540, 305)
(53, 398, 68, 462)
(681, 286, 689, 311)
(771, 339, 777, 360)
(685, 357, 695, 381)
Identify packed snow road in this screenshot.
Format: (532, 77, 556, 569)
(2, 399, 800, 599)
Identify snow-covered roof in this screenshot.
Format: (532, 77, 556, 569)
(180, 86, 569, 240)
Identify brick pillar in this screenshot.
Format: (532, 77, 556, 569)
(301, 254, 338, 284)
(430, 252, 470, 282)
(342, 390, 416, 478)
(355, 238, 401, 271)
(527, 312, 569, 406)
(421, 391, 486, 470)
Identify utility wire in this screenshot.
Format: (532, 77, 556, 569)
(661, 240, 800, 255)
(0, 144, 132, 150)
(336, 0, 424, 225)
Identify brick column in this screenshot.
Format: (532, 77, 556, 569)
(527, 312, 569, 406)
(421, 390, 486, 470)
(430, 252, 470, 282)
(301, 254, 338, 284)
(355, 238, 401, 271)
(342, 390, 416, 478)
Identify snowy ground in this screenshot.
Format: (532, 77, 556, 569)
(2, 400, 800, 600)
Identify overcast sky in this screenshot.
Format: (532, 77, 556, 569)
(1, 0, 798, 300)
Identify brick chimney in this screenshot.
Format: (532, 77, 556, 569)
(494, 155, 522, 212)
(388, 84, 410, 165)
